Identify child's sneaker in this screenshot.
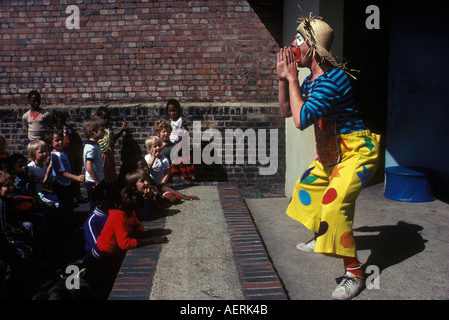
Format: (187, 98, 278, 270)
(296, 238, 316, 252)
(332, 271, 365, 300)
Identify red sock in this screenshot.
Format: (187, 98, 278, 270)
(343, 257, 363, 278)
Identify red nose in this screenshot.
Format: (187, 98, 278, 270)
(290, 43, 301, 67)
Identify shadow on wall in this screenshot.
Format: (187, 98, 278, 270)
(247, 0, 283, 47)
(118, 129, 143, 183)
(117, 128, 229, 184)
(172, 140, 229, 183)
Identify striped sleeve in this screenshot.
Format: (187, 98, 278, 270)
(299, 69, 350, 129)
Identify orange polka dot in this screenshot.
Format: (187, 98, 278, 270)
(340, 231, 355, 249)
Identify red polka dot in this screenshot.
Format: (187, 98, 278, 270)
(322, 188, 338, 205)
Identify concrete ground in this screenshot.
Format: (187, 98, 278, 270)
(246, 183, 449, 300)
(149, 186, 244, 300)
(128, 182, 448, 301)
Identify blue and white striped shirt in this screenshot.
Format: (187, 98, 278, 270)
(300, 68, 366, 134)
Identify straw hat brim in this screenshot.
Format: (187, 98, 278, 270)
(296, 14, 358, 78)
(296, 16, 339, 68)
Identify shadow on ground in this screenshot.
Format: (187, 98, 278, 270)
(354, 221, 427, 274)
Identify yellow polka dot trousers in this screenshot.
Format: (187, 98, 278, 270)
(286, 130, 381, 258)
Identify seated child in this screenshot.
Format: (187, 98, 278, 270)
(123, 169, 155, 221)
(136, 158, 199, 207)
(26, 140, 62, 260)
(0, 171, 33, 256)
(1, 171, 44, 299)
(144, 136, 170, 186)
(27, 139, 57, 208)
(6, 153, 46, 255)
(93, 181, 168, 259)
(7, 153, 34, 197)
(82, 181, 168, 299)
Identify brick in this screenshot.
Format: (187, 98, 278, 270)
(1, 0, 281, 106)
(0, 0, 284, 194)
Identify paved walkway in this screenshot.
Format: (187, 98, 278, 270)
(108, 183, 286, 300)
(107, 182, 449, 300)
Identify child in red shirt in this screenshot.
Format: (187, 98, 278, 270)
(82, 181, 168, 299)
(92, 177, 168, 259)
(94, 208, 144, 256)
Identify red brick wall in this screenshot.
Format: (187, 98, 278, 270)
(0, 0, 282, 107)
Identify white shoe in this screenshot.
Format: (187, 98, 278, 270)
(332, 271, 365, 300)
(296, 239, 316, 252)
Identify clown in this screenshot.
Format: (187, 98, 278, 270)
(277, 14, 381, 300)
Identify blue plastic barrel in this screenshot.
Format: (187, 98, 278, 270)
(384, 166, 436, 202)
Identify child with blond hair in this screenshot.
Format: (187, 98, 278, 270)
(144, 136, 170, 186)
(27, 140, 50, 197)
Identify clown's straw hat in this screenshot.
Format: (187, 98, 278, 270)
(297, 14, 358, 78)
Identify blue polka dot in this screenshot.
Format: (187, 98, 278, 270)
(298, 190, 311, 205)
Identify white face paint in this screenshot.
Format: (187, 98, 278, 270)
(295, 33, 305, 47)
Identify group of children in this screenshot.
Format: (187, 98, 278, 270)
(0, 91, 199, 299)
